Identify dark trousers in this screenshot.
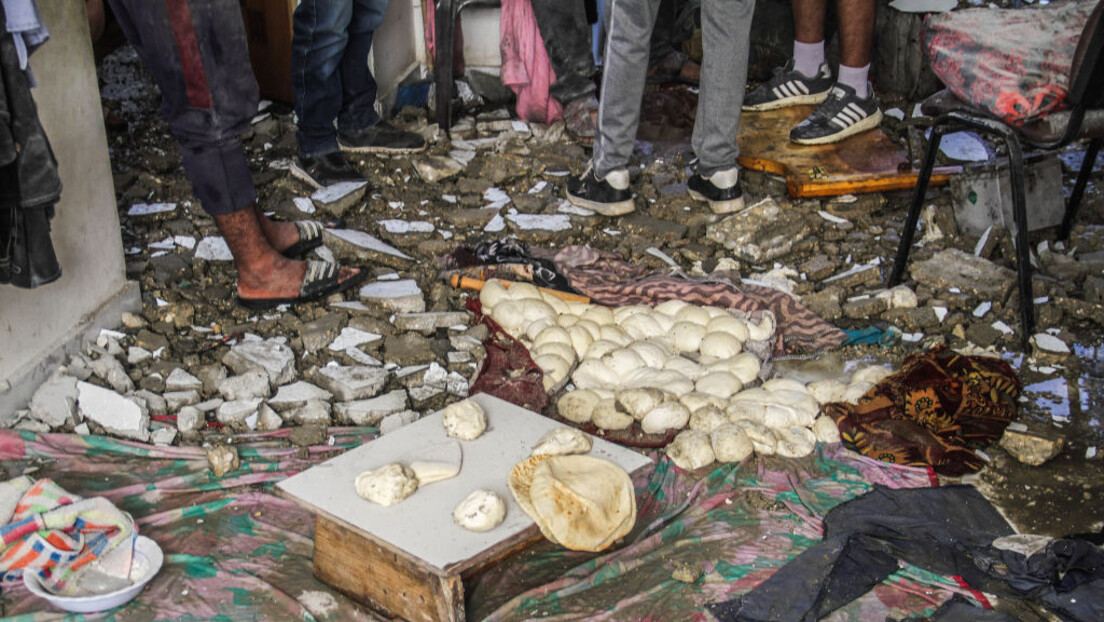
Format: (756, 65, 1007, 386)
(105, 0, 258, 216)
(530, 0, 597, 106)
(291, 0, 387, 158)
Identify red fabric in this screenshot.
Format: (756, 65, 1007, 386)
(164, 0, 212, 109)
(923, 0, 1094, 126)
(467, 299, 549, 413)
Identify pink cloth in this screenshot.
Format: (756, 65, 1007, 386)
(422, 0, 563, 123)
(500, 0, 562, 123)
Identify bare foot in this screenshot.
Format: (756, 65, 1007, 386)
(236, 255, 361, 301)
(253, 206, 304, 254)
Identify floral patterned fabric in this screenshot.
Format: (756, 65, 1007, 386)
(826, 347, 1021, 476)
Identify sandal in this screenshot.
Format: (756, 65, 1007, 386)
(237, 260, 368, 310)
(280, 220, 325, 259)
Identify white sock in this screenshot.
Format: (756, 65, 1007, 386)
(838, 64, 870, 98)
(793, 40, 825, 77)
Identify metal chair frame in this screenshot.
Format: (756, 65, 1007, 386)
(888, 0, 1104, 351)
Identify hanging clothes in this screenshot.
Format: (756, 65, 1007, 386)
(0, 0, 61, 288)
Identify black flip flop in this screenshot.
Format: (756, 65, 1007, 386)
(280, 218, 345, 259)
(237, 259, 368, 310)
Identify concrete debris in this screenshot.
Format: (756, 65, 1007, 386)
(28, 372, 79, 429)
(76, 381, 150, 442)
(268, 382, 335, 412)
(218, 370, 272, 401)
(90, 354, 135, 394)
(334, 389, 409, 426)
(207, 445, 239, 477)
(358, 279, 425, 313)
(216, 398, 263, 430)
(314, 366, 389, 402)
(223, 340, 297, 387)
(165, 368, 203, 392)
(1000, 427, 1065, 466)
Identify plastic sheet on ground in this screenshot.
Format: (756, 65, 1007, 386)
(0, 429, 977, 620)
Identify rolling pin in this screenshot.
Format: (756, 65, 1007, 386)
(449, 274, 591, 303)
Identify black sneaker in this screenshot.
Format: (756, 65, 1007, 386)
(743, 60, 834, 112)
(565, 167, 634, 216)
(337, 121, 427, 154)
(688, 168, 745, 214)
(290, 152, 366, 190)
(789, 83, 883, 145)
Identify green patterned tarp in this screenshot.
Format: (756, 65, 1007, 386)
(0, 429, 975, 620)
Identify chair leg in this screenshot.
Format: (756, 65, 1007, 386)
(888, 122, 949, 287)
(1059, 137, 1101, 241)
(995, 126, 1036, 351)
(434, 0, 455, 131)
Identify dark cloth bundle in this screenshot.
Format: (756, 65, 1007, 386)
(0, 2, 61, 288)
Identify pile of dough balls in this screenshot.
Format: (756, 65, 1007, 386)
(665, 364, 892, 471)
(479, 279, 773, 405)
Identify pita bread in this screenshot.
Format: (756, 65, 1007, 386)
(509, 454, 636, 552)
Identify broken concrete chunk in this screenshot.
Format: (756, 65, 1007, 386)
(1000, 427, 1065, 466)
(874, 285, 918, 309)
(165, 368, 203, 392)
(216, 398, 263, 430)
(164, 390, 201, 412)
(310, 181, 368, 217)
(267, 381, 334, 412)
(90, 355, 135, 394)
(76, 381, 150, 442)
(358, 279, 425, 313)
(222, 340, 297, 387)
(392, 311, 471, 333)
(314, 365, 389, 402)
(207, 446, 240, 477)
(414, 155, 464, 182)
(323, 229, 412, 266)
(28, 372, 79, 429)
(705, 198, 810, 263)
(334, 389, 409, 426)
(910, 249, 1016, 300)
(219, 369, 272, 401)
(257, 403, 283, 431)
(133, 389, 168, 416)
(328, 327, 382, 352)
(177, 406, 204, 435)
(195, 236, 234, 261)
(195, 363, 229, 396)
(380, 410, 421, 435)
(282, 400, 332, 426)
(150, 427, 177, 446)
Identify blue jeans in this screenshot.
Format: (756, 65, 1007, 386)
(292, 0, 388, 158)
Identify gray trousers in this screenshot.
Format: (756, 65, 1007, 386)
(593, 0, 754, 178)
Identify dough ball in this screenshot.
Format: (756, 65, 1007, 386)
(532, 427, 593, 456)
(617, 387, 667, 421)
(808, 379, 847, 405)
(640, 401, 691, 434)
(441, 399, 487, 440)
(557, 389, 600, 424)
(667, 430, 716, 471)
(592, 398, 634, 431)
(706, 315, 750, 342)
(479, 279, 510, 312)
(852, 365, 892, 385)
(453, 489, 507, 532)
(670, 321, 706, 354)
(812, 415, 841, 443)
(699, 332, 743, 360)
(711, 424, 754, 462)
(695, 371, 743, 400)
(355, 463, 418, 506)
(688, 405, 729, 434)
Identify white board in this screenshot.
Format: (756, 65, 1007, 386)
(278, 393, 654, 571)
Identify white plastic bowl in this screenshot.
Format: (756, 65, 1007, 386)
(23, 535, 163, 613)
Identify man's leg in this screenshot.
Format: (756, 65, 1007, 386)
(565, 0, 662, 216)
(687, 0, 754, 214)
(741, 0, 832, 111)
(107, 0, 359, 299)
(835, 0, 876, 96)
(292, 0, 353, 158)
(531, 0, 596, 107)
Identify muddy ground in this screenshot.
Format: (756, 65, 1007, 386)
(83, 43, 1104, 547)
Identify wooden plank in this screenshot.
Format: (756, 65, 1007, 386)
(737, 105, 956, 198)
(314, 515, 465, 622)
(239, 0, 295, 104)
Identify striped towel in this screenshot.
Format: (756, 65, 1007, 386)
(0, 476, 136, 595)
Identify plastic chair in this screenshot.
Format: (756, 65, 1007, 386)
(887, 0, 1104, 351)
(434, 0, 501, 131)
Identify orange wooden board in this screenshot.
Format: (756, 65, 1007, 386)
(737, 105, 954, 198)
